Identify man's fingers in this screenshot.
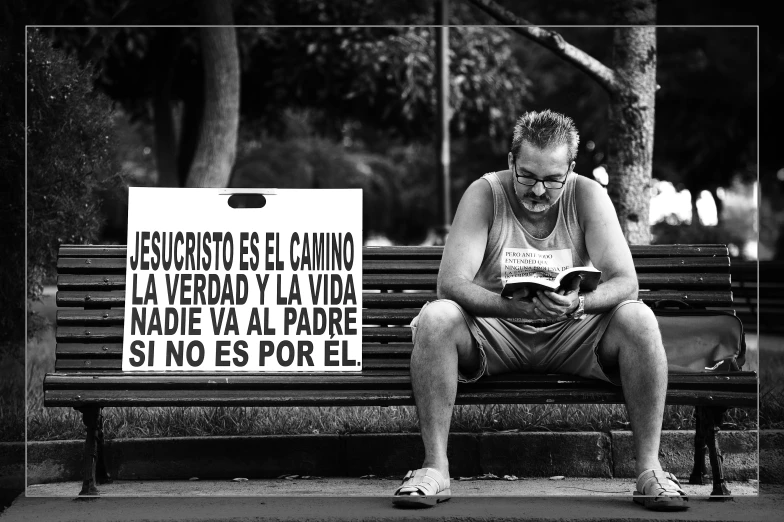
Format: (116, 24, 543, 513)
(533, 296, 560, 316)
(541, 290, 572, 307)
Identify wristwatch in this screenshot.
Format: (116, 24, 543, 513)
(570, 294, 585, 320)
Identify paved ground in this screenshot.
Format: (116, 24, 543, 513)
(24, 476, 762, 498)
(3, 480, 783, 522)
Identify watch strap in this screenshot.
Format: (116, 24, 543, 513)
(571, 294, 585, 320)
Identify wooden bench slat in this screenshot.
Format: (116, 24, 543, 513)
(57, 326, 124, 342)
(365, 245, 732, 259)
(364, 260, 440, 273)
(58, 258, 126, 273)
(54, 290, 734, 308)
(56, 342, 416, 358)
(56, 257, 732, 279)
(58, 308, 420, 326)
(57, 310, 125, 324)
(58, 244, 732, 261)
(56, 325, 414, 343)
(56, 290, 126, 307)
(43, 387, 756, 408)
(363, 273, 731, 290)
(632, 257, 729, 271)
(57, 271, 731, 292)
(55, 358, 413, 372)
(43, 371, 757, 389)
(59, 245, 126, 257)
(57, 274, 126, 289)
(47, 359, 757, 394)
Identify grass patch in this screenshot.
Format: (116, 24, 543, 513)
(759, 346, 784, 429)
(26, 403, 748, 441)
(24, 402, 759, 441)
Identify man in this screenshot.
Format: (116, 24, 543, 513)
(392, 110, 688, 511)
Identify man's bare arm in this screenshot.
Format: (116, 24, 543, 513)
(531, 176, 637, 319)
(575, 176, 638, 313)
(438, 179, 540, 320)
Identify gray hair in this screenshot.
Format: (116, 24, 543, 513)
(510, 110, 580, 163)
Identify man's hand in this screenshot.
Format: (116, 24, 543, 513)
(508, 286, 577, 321)
(530, 288, 579, 320)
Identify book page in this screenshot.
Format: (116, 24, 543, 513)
(501, 248, 574, 284)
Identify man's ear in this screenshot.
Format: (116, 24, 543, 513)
(508, 152, 515, 170)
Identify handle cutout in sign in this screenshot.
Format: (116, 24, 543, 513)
(228, 194, 267, 209)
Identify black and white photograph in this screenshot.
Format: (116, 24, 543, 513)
(1, 0, 782, 520)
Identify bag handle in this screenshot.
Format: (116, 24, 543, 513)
(652, 299, 693, 310)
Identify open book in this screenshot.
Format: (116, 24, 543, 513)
(501, 266, 601, 298)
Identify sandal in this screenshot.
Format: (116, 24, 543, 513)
(633, 469, 689, 511)
(392, 467, 451, 508)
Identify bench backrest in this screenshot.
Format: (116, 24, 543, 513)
(54, 244, 733, 375)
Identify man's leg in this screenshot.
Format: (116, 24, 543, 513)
(408, 301, 481, 482)
(597, 302, 668, 476)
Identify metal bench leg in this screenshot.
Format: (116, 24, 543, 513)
(76, 407, 100, 496)
(96, 408, 112, 484)
(689, 406, 708, 485)
(699, 406, 733, 500)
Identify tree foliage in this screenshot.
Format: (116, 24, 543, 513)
(241, 25, 530, 143)
(26, 30, 121, 318)
(653, 27, 757, 210)
(0, 18, 26, 349)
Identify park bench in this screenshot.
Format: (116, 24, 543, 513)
(46, 243, 757, 498)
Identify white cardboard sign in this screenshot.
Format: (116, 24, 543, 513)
(122, 188, 363, 372)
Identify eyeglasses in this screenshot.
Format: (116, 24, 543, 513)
(512, 159, 569, 189)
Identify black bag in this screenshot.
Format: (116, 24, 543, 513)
(652, 300, 746, 373)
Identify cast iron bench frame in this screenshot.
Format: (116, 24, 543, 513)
(44, 243, 757, 497)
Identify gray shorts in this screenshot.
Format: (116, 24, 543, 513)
(410, 299, 642, 385)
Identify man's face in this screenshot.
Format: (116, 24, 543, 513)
(508, 142, 574, 213)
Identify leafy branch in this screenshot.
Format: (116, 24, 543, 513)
(465, 0, 619, 94)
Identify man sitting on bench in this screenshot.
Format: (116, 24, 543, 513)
(392, 109, 689, 511)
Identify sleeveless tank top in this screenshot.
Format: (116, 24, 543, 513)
(473, 172, 592, 304)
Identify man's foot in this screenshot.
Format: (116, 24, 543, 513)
(392, 468, 451, 508)
(633, 469, 689, 511)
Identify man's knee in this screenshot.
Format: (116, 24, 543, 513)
(612, 302, 662, 349)
(613, 301, 656, 330)
(415, 300, 469, 346)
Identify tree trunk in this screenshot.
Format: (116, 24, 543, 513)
(467, 0, 657, 245)
(151, 30, 180, 187)
(606, 0, 656, 245)
(185, 2, 240, 188)
(178, 93, 203, 187)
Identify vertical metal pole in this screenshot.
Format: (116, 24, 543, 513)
(435, 0, 451, 238)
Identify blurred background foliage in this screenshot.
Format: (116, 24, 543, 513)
(22, 1, 773, 318)
(26, 30, 125, 333)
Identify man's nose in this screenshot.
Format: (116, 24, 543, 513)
(531, 181, 547, 197)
